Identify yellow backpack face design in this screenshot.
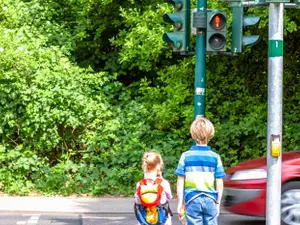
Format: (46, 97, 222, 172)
(145, 206, 158, 224)
(140, 184, 159, 204)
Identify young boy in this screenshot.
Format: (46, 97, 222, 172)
(175, 117, 226, 225)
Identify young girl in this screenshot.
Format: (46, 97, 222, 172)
(135, 151, 172, 225)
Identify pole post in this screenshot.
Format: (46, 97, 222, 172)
(266, 3, 284, 225)
(194, 0, 207, 118)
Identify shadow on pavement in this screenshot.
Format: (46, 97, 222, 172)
(42, 215, 83, 225)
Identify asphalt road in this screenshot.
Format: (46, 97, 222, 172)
(0, 212, 266, 225)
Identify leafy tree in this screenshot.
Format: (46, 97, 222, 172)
(0, 0, 300, 195)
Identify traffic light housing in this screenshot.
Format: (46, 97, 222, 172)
(163, 0, 190, 52)
(232, 7, 260, 53)
(206, 11, 227, 52)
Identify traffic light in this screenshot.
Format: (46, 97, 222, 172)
(162, 0, 190, 52)
(206, 11, 227, 52)
(231, 7, 260, 53)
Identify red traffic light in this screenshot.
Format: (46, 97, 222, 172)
(206, 11, 226, 52)
(209, 13, 226, 30)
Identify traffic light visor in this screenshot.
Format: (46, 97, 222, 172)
(165, 0, 183, 10)
(209, 13, 226, 30)
(162, 33, 183, 49)
(163, 13, 184, 30)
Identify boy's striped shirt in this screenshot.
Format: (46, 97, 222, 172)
(175, 145, 226, 202)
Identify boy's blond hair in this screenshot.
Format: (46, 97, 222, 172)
(142, 152, 164, 172)
(190, 117, 215, 145)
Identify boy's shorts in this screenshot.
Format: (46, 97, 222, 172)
(185, 194, 218, 225)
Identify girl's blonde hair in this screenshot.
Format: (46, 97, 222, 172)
(190, 117, 215, 145)
(142, 151, 164, 172)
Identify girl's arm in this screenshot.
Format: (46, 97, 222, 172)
(162, 179, 172, 200)
(134, 182, 141, 204)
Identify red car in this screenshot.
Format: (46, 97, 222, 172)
(224, 150, 300, 225)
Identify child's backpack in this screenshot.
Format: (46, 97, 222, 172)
(134, 178, 173, 225)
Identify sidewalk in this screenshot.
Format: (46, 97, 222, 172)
(0, 197, 229, 214)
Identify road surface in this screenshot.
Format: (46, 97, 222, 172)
(0, 212, 265, 225)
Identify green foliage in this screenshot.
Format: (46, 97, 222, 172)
(112, 5, 170, 71)
(0, 145, 43, 195)
(0, 0, 300, 196)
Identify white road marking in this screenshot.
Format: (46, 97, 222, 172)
(29, 215, 40, 220)
(82, 215, 126, 220)
(26, 214, 41, 224)
(16, 222, 26, 225)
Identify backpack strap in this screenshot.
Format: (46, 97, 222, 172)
(139, 177, 163, 185)
(139, 179, 147, 186)
(154, 178, 163, 185)
(137, 178, 164, 207)
(160, 201, 173, 217)
(134, 203, 139, 220)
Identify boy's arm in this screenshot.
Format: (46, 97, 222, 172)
(177, 176, 185, 212)
(215, 155, 226, 205)
(216, 178, 224, 204)
(175, 153, 186, 220)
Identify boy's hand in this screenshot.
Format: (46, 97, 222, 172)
(177, 204, 186, 225)
(216, 203, 220, 217)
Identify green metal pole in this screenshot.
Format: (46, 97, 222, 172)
(194, 0, 207, 118)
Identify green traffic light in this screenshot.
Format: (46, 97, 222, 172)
(208, 33, 226, 50)
(232, 7, 260, 53)
(162, 0, 190, 52)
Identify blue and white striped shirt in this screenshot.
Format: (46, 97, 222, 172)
(175, 145, 226, 203)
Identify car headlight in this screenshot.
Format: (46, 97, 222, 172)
(230, 169, 267, 181)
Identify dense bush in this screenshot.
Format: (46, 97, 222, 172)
(0, 0, 299, 196)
